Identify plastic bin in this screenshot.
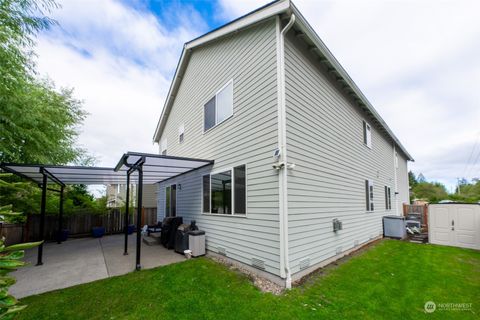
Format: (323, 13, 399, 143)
(188, 230, 205, 257)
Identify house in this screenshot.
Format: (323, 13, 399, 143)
(152, 0, 413, 287)
(106, 184, 158, 224)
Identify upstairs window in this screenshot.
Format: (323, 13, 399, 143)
(385, 186, 392, 210)
(178, 124, 185, 143)
(204, 80, 233, 132)
(363, 120, 372, 148)
(202, 164, 246, 215)
(160, 138, 167, 155)
(365, 179, 374, 211)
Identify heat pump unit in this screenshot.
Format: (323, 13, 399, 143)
(383, 215, 406, 239)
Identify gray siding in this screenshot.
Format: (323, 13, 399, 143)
(284, 31, 409, 274)
(157, 19, 281, 276)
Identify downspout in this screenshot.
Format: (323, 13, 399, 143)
(393, 144, 399, 215)
(276, 13, 295, 289)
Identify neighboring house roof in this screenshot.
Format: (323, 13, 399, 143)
(153, 0, 414, 161)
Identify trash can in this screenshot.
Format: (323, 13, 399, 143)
(174, 224, 190, 254)
(383, 215, 406, 239)
(188, 230, 205, 257)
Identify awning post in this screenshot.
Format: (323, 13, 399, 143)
(57, 185, 64, 244)
(135, 165, 143, 270)
(124, 172, 130, 255)
(37, 171, 47, 266)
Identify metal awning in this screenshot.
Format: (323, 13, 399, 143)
(0, 151, 213, 270)
(1, 152, 213, 186)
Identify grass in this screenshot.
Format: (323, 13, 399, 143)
(16, 240, 479, 319)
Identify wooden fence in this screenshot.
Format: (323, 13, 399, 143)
(0, 224, 24, 246)
(24, 207, 157, 242)
(403, 204, 428, 230)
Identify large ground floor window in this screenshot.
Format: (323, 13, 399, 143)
(203, 164, 246, 215)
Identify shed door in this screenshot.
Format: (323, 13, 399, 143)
(429, 205, 480, 250)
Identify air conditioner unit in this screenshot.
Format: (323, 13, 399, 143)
(383, 215, 406, 239)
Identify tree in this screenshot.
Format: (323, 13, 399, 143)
(412, 182, 448, 203)
(0, 0, 89, 165)
(408, 171, 417, 188)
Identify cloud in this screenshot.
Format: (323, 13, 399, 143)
(219, 0, 480, 188)
(35, 0, 209, 167)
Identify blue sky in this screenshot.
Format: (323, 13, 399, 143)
(35, 0, 480, 192)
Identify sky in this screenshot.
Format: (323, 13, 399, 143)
(35, 0, 480, 192)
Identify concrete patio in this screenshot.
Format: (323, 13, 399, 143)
(11, 234, 185, 298)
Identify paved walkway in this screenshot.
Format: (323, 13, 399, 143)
(11, 234, 185, 298)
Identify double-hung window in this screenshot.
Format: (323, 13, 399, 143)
(204, 80, 233, 132)
(363, 120, 372, 148)
(385, 186, 392, 210)
(202, 164, 246, 215)
(365, 179, 374, 211)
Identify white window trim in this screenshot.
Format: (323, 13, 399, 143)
(366, 179, 374, 212)
(385, 185, 392, 210)
(201, 164, 247, 217)
(178, 124, 185, 143)
(160, 138, 167, 155)
(203, 79, 234, 134)
(363, 120, 372, 149)
(165, 184, 177, 217)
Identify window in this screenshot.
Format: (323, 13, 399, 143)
(365, 179, 374, 211)
(165, 184, 176, 217)
(202, 175, 210, 213)
(384, 186, 392, 210)
(204, 80, 233, 132)
(234, 165, 246, 214)
(363, 120, 372, 148)
(160, 138, 167, 156)
(202, 164, 246, 215)
(178, 124, 185, 143)
(211, 170, 232, 214)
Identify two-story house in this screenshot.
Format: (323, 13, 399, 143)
(152, 0, 412, 288)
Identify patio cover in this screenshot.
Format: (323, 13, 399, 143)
(0, 152, 213, 269)
(1, 152, 213, 185)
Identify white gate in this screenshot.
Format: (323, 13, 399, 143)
(429, 204, 480, 250)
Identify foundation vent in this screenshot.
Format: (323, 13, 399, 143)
(217, 247, 227, 256)
(335, 246, 343, 255)
(251, 258, 265, 270)
(299, 257, 310, 270)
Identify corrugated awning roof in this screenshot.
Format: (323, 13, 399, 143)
(1, 152, 213, 186)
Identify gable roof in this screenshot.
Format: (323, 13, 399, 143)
(152, 0, 413, 161)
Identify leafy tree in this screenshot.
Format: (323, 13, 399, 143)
(0, 0, 89, 164)
(0, 205, 41, 319)
(408, 171, 417, 188)
(412, 182, 448, 203)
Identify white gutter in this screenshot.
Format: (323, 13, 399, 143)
(276, 13, 295, 290)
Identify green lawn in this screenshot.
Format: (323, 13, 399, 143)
(17, 240, 479, 319)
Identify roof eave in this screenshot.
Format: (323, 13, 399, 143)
(289, 3, 413, 161)
(152, 0, 291, 143)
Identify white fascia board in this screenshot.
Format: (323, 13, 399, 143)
(153, 47, 190, 142)
(290, 3, 413, 161)
(185, 0, 290, 50)
(153, 0, 291, 143)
